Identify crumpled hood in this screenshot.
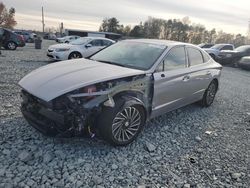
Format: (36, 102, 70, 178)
(48, 43, 73, 50)
(19, 59, 145, 102)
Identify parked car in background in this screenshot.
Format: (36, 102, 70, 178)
(204, 44, 234, 60)
(56, 35, 80, 43)
(198, 43, 214, 48)
(0, 27, 25, 50)
(19, 39, 222, 146)
(43, 33, 57, 40)
(218, 45, 250, 65)
(47, 37, 115, 61)
(14, 30, 37, 43)
(238, 56, 250, 70)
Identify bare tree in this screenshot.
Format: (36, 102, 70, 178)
(0, 2, 17, 29)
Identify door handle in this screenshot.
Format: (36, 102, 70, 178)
(183, 75, 190, 82)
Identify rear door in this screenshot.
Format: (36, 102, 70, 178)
(186, 47, 212, 100)
(152, 46, 193, 117)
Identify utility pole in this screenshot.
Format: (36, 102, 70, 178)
(42, 6, 45, 34)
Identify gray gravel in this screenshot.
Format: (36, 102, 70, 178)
(0, 40, 249, 187)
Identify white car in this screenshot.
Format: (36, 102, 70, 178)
(47, 37, 115, 61)
(56, 35, 80, 43)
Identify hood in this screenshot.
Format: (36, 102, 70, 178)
(48, 43, 73, 50)
(19, 59, 145, 102)
(203, 48, 219, 53)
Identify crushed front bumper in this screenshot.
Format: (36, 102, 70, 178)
(20, 90, 72, 137)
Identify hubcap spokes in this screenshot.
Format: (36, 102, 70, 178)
(207, 84, 216, 104)
(112, 107, 141, 142)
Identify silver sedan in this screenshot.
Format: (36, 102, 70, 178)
(19, 39, 222, 146)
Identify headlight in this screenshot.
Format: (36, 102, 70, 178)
(55, 48, 70, 52)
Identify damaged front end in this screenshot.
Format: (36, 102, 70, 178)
(21, 74, 153, 138)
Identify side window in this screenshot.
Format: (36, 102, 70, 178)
(201, 50, 211, 62)
(102, 40, 112, 46)
(221, 45, 233, 50)
(162, 46, 186, 71)
(155, 62, 164, 72)
(90, 40, 102, 46)
(187, 48, 204, 66)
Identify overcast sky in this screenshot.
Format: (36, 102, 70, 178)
(4, 0, 250, 35)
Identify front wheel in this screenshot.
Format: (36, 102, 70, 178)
(68, 52, 82, 59)
(6, 41, 17, 50)
(200, 80, 218, 107)
(97, 98, 146, 146)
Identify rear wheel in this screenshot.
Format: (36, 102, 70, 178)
(97, 98, 146, 146)
(68, 52, 82, 59)
(200, 80, 218, 107)
(6, 41, 17, 50)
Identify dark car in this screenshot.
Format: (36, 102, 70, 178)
(198, 43, 214, 48)
(0, 27, 25, 50)
(14, 30, 37, 43)
(238, 56, 250, 70)
(218, 45, 250, 65)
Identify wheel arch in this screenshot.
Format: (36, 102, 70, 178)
(112, 91, 148, 120)
(68, 51, 82, 59)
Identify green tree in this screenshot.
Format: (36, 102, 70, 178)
(99, 17, 120, 33)
(0, 2, 16, 29)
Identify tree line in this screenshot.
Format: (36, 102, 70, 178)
(99, 17, 249, 47)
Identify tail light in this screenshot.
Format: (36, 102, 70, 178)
(18, 35, 25, 42)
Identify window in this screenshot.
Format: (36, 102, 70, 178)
(163, 46, 186, 71)
(90, 40, 102, 46)
(201, 51, 211, 62)
(102, 40, 113, 46)
(187, 48, 204, 66)
(221, 45, 233, 50)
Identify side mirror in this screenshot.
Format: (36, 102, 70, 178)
(85, 44, 92, 48)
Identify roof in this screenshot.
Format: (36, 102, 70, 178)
(121, 39, 187, 46)
(65, 29, 121, 36)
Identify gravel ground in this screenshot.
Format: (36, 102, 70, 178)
(0, 40, 249, 188)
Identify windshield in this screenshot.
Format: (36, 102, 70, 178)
(70, 38, 91, 45)
(90, 41, 166, 70)
(211, 44, 225, 50)
(235, 45, 250, 52)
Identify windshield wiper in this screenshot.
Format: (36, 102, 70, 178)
(94, 60, 126, 67)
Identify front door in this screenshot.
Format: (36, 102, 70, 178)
(151, 46, 192, 118)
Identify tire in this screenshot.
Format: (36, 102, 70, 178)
(68, 52, 82, 59)
(65, 41, 69, 43)
(97, 98, 146, 146)
(200, 80, 218, 107)
(6, 41, 17, 50)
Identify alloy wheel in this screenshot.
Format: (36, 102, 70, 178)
(206, 83, 216, 105)
(8, 42, 16, 50)
(112, 106, 141, 142)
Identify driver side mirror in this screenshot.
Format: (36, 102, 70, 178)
(85, 44, 92, 48)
